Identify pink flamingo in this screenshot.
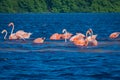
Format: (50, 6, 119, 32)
(109, 32, 120, 39)
(70, 33, 85, 42)
(73, 28, 98, 46)
(33, 37, 45, 43)
(1, 29, 8, 40)
(50, 33, 62, 40)
(85, 28, 98, 46)
(8, 22, 26, 40)
(8, 22, 32, 40)
(61, 29, 73, 42)
(86, 28, 97, 41)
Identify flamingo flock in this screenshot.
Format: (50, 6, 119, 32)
(1, 22, 119, 46)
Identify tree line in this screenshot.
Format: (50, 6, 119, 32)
(0, 0, 120, 13)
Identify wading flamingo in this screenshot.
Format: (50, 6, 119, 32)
(8, 22, 18, 40)
(8, 22, 32, 39)
(86, 28, 97, 40)
(85, 28, 98, 46)
(73, 29, 98, 46)
(33, 37, 45, 43)
(1, 29, 8, 40)
(50, 33, 62, 40)
(8, 22, 25, 40)
(109, 32, 120, 39)
(70, 33, 85, 42)
(62, 29, 73, 42)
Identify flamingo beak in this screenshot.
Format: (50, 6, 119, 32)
(1, 31, 3, 34)
(1, 30, 5, 34)
(8, 22, 14, 27)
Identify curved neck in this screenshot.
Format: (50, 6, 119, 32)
(2, 30, 8, 40)
(86, 29, 93, 38)
(62, 29, 67, 42)
(62, 29, 67, 34)
(86, 30, 90, 38)
(90, 29, 93, 37)
(11, 24, 14, 34)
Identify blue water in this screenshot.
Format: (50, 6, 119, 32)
(0, 13, 120, 80)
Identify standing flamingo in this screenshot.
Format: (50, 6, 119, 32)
(62, 29, 73, 42)
(1, 29, 8, 40)
(8, 22, 32, 39)
(109, 32, 120, 39)
(73, 29, 98, 46)
(50, 33, 62, 40)
(33, 37, 45, 43)
(8, 22, 25, 40)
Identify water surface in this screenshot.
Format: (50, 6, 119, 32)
(0, 13, 120, 80)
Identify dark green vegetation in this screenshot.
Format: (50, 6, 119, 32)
(0, 0, 120, 13)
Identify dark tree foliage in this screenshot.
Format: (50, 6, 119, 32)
(0, 0, 120, 13)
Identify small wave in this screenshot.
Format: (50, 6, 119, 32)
(0, 48, 120, 53)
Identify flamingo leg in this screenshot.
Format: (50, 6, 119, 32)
(17, 34, 25, 41)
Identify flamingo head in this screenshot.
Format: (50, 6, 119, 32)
(8, 22, 14, 27)
(89, 28, 92, 32)
(42, 37, 46, 40)
(62, 29, 67, 33)
(1, 30, 7, 34)
(86, 30, 91, 37)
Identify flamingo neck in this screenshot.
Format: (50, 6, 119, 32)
(62, 29, 67, 42)
(62, 29, 67, 34)
(11, 24, 14, 35)
(90, 29, 93, 37)
(3, 31, 8, 40)
(86, 30, 90, 38)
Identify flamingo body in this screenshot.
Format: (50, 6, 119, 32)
(61, 32, 73, 39)
(73, 38, 86, 46)
(33, 38, 45, 43)
(88, 39, 98, 46)
(50, 33, 62, 40)
(16, 30, 32, 39)
(109, 32, 120, 39)
(70, 33, 85, 42)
